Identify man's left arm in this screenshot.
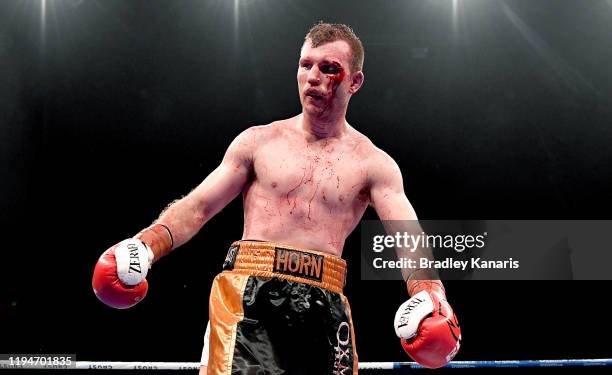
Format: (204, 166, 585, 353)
(369, 151, 461, 369)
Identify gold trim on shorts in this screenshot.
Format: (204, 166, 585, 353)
(228, 240, 347, 294)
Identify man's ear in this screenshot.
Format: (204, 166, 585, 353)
(349, 71, 364, 94)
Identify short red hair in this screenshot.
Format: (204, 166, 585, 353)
(305, 22, 364, 72)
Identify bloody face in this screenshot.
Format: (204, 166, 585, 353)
(297, 39, 352, 118)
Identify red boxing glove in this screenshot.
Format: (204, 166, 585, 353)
(92, 239, 153, 309)
(394, 281, 461, 369)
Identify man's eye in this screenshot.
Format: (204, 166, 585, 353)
(301, 63, 312, 69)
(321, 64, 340, 74)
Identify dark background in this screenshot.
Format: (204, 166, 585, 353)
(1, 0, 611, 373)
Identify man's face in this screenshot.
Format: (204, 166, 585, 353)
(297, 39, 361, 118)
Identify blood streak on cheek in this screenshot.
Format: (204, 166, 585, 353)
(326, 68, 346, 102)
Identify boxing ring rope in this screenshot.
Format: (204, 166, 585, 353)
(1, 359, 611, 370)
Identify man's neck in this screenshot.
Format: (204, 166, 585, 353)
(299, 112, 348, 140)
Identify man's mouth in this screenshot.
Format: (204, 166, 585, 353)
(305, 89, 325, 100)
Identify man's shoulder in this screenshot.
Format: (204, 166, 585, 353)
(346, 130, 401, 183)
(241, 117, 295, 142)
(348, 128, 396, 165)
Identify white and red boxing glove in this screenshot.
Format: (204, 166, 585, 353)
(394, 281, 461, 369)
(92, 239, 154, 309)
(92, 223, 173, 309)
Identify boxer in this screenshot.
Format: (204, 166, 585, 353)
(92, 22, 461, 374)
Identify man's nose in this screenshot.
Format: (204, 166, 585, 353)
(307, 66, 321, 85)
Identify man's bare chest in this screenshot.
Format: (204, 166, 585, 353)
(253, 140, 370, 207)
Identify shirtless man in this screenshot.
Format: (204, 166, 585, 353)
(92, 23, 461, 374)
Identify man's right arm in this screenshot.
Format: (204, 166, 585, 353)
(150, 127, 258, 260)
(92, 128, 259, 309)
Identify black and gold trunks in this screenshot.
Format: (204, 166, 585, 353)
(207, 240, 357, 375)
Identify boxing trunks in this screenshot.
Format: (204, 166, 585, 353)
(207, 240, 357, 375)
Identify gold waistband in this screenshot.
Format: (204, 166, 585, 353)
(225, 240, 347, 294)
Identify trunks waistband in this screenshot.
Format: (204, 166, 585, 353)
(222, 240, 347, 294)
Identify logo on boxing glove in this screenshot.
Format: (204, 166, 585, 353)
(443, 307, 461, 343)
(395, 295, 427, 330)
(127, 242, 144, 274)
(394, 291, 434, 339)
(115, 239, 152, 286)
